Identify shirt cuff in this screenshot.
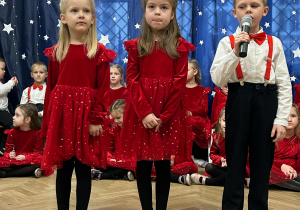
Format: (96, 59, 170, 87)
(273, 118, 288, 127)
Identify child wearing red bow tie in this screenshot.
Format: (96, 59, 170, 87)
(20, 61, 47, 120)
(210, 0, 292, 209)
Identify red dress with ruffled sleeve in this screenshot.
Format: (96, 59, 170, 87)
(41, 43, 117, 170)
(116, 38, 195, 161)
(269, 135, 300, 184)
(185, 85, 211, 149)
(211, 86, 227, 128)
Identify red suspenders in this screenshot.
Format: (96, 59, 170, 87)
(228, 34, 273, 86)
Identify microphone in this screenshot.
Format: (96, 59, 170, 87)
(239, 15, 253, 58)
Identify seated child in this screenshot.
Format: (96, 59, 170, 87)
(0, 104, 53, 178)
(0, 58, 18, 155)
(211, 85, 228, 128)
(20, 61, 47, 121)
(91, 99, 135, 181)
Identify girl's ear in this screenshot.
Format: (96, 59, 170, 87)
(60, 13, 67, 24)
(193, 69, 198, 76)
(171, 11, 174, 20)
(25, 117, 31, 125)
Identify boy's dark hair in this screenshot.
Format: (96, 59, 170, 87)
(109, 99, 125, 114)
(17, 104, 41, 130)
(233, 0, 267, 7)
(31, 61, 47, 72)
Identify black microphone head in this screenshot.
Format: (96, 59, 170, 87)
(240, 15, 253, 27)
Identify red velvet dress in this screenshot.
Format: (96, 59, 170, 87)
(116, 38, 195, 161)
(269, 135, 300, 184)
(41, 44, 117, 170)
(185, 85, 211, 149)
(209, 133, 226, 166)
(0, 129, 43, 167)
(211, 86, 227, 128)
(105, 126, 136, 171)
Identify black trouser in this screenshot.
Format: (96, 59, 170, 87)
(0, 110, 13, 150)
(56, 157, 91, 210)
(222, 83, 277, 210)
(136, 160, 170, 210)
(192, 141, 208, 161)
(205, 163, 228, 186)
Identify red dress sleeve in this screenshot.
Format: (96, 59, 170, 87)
(88, 44, 117, 124)
(41, 46, 60, 138)
(211, 86, 227, 128)
(4, 129, 14, 158)
(124, 39, 154, 121)
(159, 38, 195, 123)
(209, 133, 223, 166)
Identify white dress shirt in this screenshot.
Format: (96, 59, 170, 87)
(0, 80, 15, 111)
(210, 27, 292, 127)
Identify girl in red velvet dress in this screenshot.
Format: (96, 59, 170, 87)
(211, 85, 228, 128)
(268, 104, 300, 191)
(186, 59, 211, 168)
(91, 99, 135, 181)
(41, 0, 116, 209)
(0, 104, 45, 178)
(116, 0, 195, 209)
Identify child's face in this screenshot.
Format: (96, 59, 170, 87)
(60, 0, 95, 38)
(287, 107, 299, 131)
(145, 0, 174, 38)
(221, 85, 228, 96)
(0, 61, 5, 80)
(219, 112, 226, 135)
(111, 110, 124, 128)
(187, 63, 197, 83)
(110, 67, 123, 86)
(31, 65, 47, 85)
(13, 107, 26, 127)
(232, 0, 269, 33)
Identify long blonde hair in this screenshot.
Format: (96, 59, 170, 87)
(138, 0, 181, 58)
(55, 0, 98, 62)
(188, 59, 202, 85)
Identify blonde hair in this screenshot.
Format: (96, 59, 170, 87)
(109, 99, 125, 114)
(111, 64, 125, 86)
(31, 61, 47, 72)
(138, 0, 181, 59)
(188, 59, 201, 85)
(233, 0, 267, 7)
(17, 104, 41, 130)
(291, 104, 300, 138)
(0, 58, 5, 63)
(55, 0, 98, 62)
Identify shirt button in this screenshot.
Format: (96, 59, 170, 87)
(256, 85, 260, 90)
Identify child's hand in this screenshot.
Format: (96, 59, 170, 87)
(233, 32, 250, 57)
(187, 111, 192, 117)
(221, 157, 227, 167)
(281, 164, 297, 179)
(155, 118, 162, 132)
(271, 124, 286, 143)
(9, 151, 16, 159)
(89, 124, 103, 136)
(142, 113, 159, 129)
(11, 76, 18, 85)
(15, 155, 26, 160)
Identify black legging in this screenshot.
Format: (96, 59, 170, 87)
(0, 165, 39, 177)
(95, 166, 128, 179)
(204, 163, 228, 186)
(136, 160, 171, 210)
(56, 157, 91, 210)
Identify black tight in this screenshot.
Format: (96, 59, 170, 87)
(56, 157, 91, 210)
(136, 160, 171, 210)
(204, 163, 228, 186)
(0, 165, 39, 177)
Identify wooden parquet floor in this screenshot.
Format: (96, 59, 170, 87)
(0, 170, 299, 210)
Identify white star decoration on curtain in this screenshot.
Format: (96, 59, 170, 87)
(264, 22, 270, 28)
(292, 11, 296, 15)
(22, 54, 26, 60)
(291, 76, 297, 82)
(57, 19, 61, 27)
(0, 0, 6, 6)
(199, 40, 204, 45)
(211, 91, 216, 97)
(29, 20, 34, 24)
(99, 34, 110, 46)
(2, 23, 14, 34)
(221, 0, 225, 3)
(293, 47, 300, 58)
(221, 28, 227, 34)
(47, 1, 51, 5)
(123, 57, 128, 63)
(44, 35, 49, 40)
(198, 11, 202, 16)
(135, 23, 140, 29)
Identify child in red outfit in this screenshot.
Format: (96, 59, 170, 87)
(211, 85, 228, 128)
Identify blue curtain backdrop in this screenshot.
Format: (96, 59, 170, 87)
(0, 0, 299, 114)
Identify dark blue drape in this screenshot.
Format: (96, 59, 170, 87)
(0, 0, 299, 114)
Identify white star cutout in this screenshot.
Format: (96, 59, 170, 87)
(198, 11, 202, 16)
(44, 35, 49, 40)
(22, 54, 26, 60)
(264, 22, 270, 28)
(123, 57, 128, 64)
(290, 76, 297, 82)
(29, 20, 34, 24)
(292, 11, 296, 15)
(57, 19, 61, 27)
(293, 47, 300, 58)
(182, 0, 185, 3)
(199, 40, 204, 45)
(113, 17, 116, 22)
(47, 0, 51, 5)
(98, 34, 110, 46)
(221, 28, 227, 34)
(0, 0, 6, 6)
(134, 23, 140, 29)
(211, 91, 216, 97)
(221, 0, 225, 3)
(2, 23, 14, 34)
